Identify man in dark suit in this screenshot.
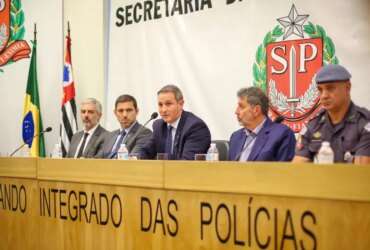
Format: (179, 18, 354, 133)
(140, 85, 211, 160)
(229, 87, 296, 161)
(67, 98, 108, 158)
(97, 94, 152, 159)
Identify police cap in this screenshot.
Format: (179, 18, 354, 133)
(315, 64, 351, 84)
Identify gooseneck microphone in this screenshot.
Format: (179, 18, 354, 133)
(148, 112, 159, 122)
(142, 112, 159, 128)
(9, 127, 53, 156)
(129, 112, 158, 142)
(43, 127, 53, 133)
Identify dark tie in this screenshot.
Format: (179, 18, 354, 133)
(110, 130, 127, 158)
(76, 132, 89, 158)
(165, 125, 173, 156)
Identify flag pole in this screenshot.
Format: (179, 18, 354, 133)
(33, 23, 37, 43)
(61, 20, 78, 157)
(67, 21, 70, 37)
(67, 21, 71, 51)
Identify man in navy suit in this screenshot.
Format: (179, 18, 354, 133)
(229, 87, 296, 161)
(140, 85, 211, 160)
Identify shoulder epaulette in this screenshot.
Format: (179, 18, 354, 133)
(308, 109, 326, 122)
(355, 105, 370, 120)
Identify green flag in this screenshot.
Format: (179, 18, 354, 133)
(22, 40, 45, 157)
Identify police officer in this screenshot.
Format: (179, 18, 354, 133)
(293, 64, 370, 164)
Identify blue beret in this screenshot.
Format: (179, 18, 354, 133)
(315, 64, 351, 84)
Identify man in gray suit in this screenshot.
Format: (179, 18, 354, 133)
(67, 98, 108, 158)
(97, 94, 152, 159)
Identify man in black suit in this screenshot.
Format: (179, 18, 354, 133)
(97, 94, 152, 158)
(67, 98, 108, 158)
(140, 85, 211, 160)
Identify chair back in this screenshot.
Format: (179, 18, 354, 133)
(212, 140, 229, 161)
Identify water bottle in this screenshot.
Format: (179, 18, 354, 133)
(117, 143, 129, 160)
(52, 143, 63, 158)
(206, 143, 219, 161)
(316, 141, 334, 164)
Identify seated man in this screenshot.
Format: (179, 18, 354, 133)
(67, 98, 108, 158)
(140, 85, 211, 160)
(97, 94, 152, 158)
(229, 87, 296, 161)
(293, 64, 370, 164)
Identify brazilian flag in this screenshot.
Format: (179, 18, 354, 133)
(22, 40, 45, 157)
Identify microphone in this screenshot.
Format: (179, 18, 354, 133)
(10, 126, 53, 156)
(274, 116, 285, 123)
(141, 112, 158, 129)
(148, 112, 158, 122)
(44, 127, 53, 133)
(129, 112, 158, 143)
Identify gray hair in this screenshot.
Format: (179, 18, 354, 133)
(237, 87, 269, 116)
(81, 98, 102, 114)
(157, 85, 183, 101)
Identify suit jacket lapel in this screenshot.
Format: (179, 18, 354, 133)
(159, 121, 168, 153)
(123, 122, 139, 149)
(234, 130, 246, 161)
(247, 119, 271, 161)
(172, 111, 188, 158)
(106, 130, 120, 156)
(83, 125, 101, 157)
(70, 131, 83, 156)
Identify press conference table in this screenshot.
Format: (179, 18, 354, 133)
(0, 158, 369, 250)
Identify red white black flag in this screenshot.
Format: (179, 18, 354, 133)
(60, 24, 78, 157)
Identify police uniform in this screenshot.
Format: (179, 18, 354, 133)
(296, 102, 370, 162)
(295, 64, 370, 163)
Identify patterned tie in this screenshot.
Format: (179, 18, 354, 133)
(165, 125, 173, 157)
(76, 132, 89, 158)
(110, 130, 127, 159)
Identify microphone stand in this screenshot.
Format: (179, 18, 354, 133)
(9, 128, 52, 157)
(129, 113, 158, 143)
(10, 140, 32, 157)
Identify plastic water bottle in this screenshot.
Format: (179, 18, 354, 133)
(117, 143, 129, 160)
(206, 143, 219, 161)
(52, 143, 63, 158)
(316, 141, 334, 164)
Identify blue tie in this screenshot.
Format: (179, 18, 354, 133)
(238, 131, 256, 161)
(110, 130, 126, 158)
(165, 125, 173, 157)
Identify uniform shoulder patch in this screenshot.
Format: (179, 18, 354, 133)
(355, 105, 370, 119)
(309, 109, 325, 122)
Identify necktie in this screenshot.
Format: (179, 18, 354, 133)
(76, 132, 89, 158)
(165, 125, 173, 156)
(238, 131, 256, 161)
(110, 130, 127, 158)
